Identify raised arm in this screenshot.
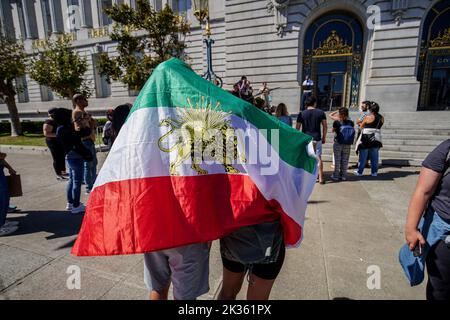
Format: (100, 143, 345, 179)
(328, 111, 340, 122)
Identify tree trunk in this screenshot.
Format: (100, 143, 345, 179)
(5, 94, 22, 136)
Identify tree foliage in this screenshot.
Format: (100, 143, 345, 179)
(99, 0, 190, 91)
(29, 37, 91, 100)
(0, 34, 27, 136)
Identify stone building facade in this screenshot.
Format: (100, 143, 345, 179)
(0, 0, 449, 119)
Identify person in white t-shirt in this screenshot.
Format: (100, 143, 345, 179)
(301, 75, 314, 111)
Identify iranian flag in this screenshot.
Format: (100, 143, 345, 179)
(72, 58, 317, 256)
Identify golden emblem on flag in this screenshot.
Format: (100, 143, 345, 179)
(158, 97, 246, 176)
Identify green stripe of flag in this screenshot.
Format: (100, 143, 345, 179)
(130, 58, 317, 174)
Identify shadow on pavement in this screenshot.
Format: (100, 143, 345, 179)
(7, 210, 83, 240)
(322, 169, 419, 183)
(308, 200, 330, 204)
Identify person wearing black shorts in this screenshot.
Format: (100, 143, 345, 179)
(43, 108, 67, 180)
(218, 221, 286, 300)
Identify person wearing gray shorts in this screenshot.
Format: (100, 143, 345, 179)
(143, 242, 210, 300)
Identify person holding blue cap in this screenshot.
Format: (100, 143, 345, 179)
(401, 139, 450, 300)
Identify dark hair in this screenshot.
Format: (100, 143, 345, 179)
(369, 102, 380, 115)
(276, 103, 289, 117)
(48, 108, 58, 117)
(52, 108, 72, 126)
(305, 96, 317, 107)
(112, 104, 131, 135)
(254, 97, 265, 109)
(338, 107, 349, 120)
(362, 101, 371, 106)
(241, 76, 247, 80)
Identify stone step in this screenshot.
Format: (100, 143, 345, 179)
(321, 153, 424, 167)
(376, 139, 443, 147)
(381, 129, 450, 135)
(322, 144, 436, 153)
(381, 134, 447, 141)
(382, 121, 450, 127)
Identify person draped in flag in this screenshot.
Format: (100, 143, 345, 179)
(71, 59, 317, 299)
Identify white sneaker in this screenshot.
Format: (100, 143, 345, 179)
(3, 221, 19, 228)
(0, 225, 19, 236)
(71, 203, 86, 215)
(66, 203, 73, 211)
(353, 170, 363, 177)
(371, 173, 378, 177)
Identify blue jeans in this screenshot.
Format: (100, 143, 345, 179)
(66, 158, 84, 207)
(358, 148, 379, 175)
(301, 92, 311, 111)
(82, 139, 97, 192)
(0, 167, 9, 226)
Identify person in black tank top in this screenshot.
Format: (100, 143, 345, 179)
(355, 102, 384, 177)
(43, 108, 67, 179)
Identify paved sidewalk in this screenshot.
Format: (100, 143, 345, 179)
(0, 152, 425, 300)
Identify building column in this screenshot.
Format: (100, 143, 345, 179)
(10, 2, 22, 39)
(21, 0, 32, 39)
(34, 0, 47, 39)
(48, 0, 59, 34)
(91, 0, 101, 28)
(60, 0, 69, 33)
(0, 1, 5, 36)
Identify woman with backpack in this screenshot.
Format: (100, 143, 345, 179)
(404, 139, 450, 300)
(330, 108, 355, 182)
(354, 102, 384, 177)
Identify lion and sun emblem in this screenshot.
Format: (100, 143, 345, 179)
(158, 97, 247, 176)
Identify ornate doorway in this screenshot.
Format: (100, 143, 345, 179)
(418, 1, 450, 111)
(302, 12, 364, 111)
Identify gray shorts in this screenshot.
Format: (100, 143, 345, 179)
(314, 141, 323, 157)
(143, 243, 210, 300)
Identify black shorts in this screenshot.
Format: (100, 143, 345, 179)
(221, 245, 286, 280)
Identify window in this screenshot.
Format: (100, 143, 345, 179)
(171, 0, 190, 15)
(100, 0, 113, 26)
(418, 0, 450, 110)
(40, 85, 54, 102)
(93, 54, 111, 98)
(153, 0, 162, 11)
(16, 76, 29, 103)
(41, 0, 53, 37)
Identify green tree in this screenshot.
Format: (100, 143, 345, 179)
(29, 37, 91, 102)
(0, 33, 26, 136)
(99, 0, 190, 91)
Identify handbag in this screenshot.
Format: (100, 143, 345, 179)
(220, 220, 283, 265)
(359, 117, 383, 148)
(6, 174, 23, 197)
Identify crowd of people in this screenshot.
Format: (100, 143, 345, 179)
(231, 76, 385, 184)
(41, 95, 132, 215)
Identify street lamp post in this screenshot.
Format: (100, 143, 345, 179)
(193, 0, 222, 87)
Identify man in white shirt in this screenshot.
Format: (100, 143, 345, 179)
(301, 75, 314, 111)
